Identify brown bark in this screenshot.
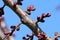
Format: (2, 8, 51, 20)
(1, 0, 54, 40)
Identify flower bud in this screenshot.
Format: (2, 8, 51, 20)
(27, 5, 35, 11)
(4, 31, 10, 35)
(54, 32, 58, 36)
(46, 13, 51, 17)
(37, 16, 41, 22)
(26, 34, 30, 37)
(10, 26, 16, 31)
(42, 13, 46, 18)
(17, 0, 23, 5)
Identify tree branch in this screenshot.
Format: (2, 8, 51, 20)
(0, 15, 14, 40)
(3, 0, 54, 40)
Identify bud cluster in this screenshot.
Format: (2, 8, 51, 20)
(54, 32, 60, 40)
(14, 0, 23, 6)
(37, 32, 47, 40)
(25, 5, 36, 15)
(37, 13, 51, 23)
(22, 32, 34, 40)
(4, 25, 20, 36)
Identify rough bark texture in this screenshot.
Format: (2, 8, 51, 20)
(0, 0, 54, 40)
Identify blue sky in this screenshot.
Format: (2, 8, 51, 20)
(0, 0, 60, 40)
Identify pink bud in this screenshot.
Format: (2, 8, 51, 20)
(54, 32, 58, 36)
(32, 32, 34, 36)
(37, 32, 41, 37)
(31, 7, 36, 11)
(27, 6, 31, 11)
(46, 13, 51, 17)
(27, 5, 35, 11)
(14, 2, 17, 5)
(10, 26, 16, 31)
(42, 13, 46, 18)
(26, 34, 30, 37)
(0, 16, 4, 21)
(4, 31, 10, 35)
(30, 5, 35, 11)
